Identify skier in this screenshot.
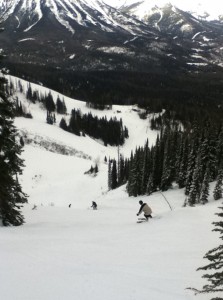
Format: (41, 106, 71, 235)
(91, 201, 97, 210)
(137, 200, 152, 221)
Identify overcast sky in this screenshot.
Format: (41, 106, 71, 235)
(103, 0, 223, 19)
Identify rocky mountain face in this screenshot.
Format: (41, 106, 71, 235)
(0, 0, 223, 103)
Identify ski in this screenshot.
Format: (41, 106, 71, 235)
(137, 218, 148, 223)
(136, 216, 161, 223)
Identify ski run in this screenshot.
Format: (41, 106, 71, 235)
(0, 75, 222, 300)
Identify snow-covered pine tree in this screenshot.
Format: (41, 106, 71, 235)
(146, 173, 155, 195)
(187, 157, 201, 206)
(213, 170, 223, 201)
(160, 129, 174, 191)
(0, 74, 28, 226)
(192, 203, 223, 299)
(152, 134, 163, 189)
(141, 139, 150, 194)
(177, 134, 189, 188)
(208, 125, 218, 181)
(199, 134, 210, 183)
(200, 166, 210, 205)
(216, 126, 223, 171)
(185, 145, 197, 196)
(118, 154, 126, 186)
(185, 121, 200, 196)
(128, 147, 144, 196)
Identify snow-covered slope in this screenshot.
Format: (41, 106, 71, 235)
(0, 0, 151, 34)
(104, 0, 223, 22)
(6, 74, 158, 208)
(0, 75, 222, 300)
(8, 75, 158, 161)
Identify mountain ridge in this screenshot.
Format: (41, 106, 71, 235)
(1, 0, 223, 105)
(104, 0, 223, 22)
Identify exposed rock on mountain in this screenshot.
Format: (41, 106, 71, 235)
(0, 0, 223, 103)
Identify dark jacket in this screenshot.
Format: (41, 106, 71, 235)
(91, 201, 97, 209)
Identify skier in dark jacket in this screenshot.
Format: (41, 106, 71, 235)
(91, 201, 97, 210)
(137, 200, 152, 220)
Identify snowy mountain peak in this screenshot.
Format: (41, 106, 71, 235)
(103, 0, 223, 22)
(0, 0, 151, 34)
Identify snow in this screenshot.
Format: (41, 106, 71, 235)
(123, 36, 138, 44)
(187, 62, 208, 66)
(192, 32, 202, 40)
(180, 24, 193, 33)
(104, 0, 223, 21)
(155, 8, 163, 31)
(15, 16, 20, 28)
(18, 38, 36, 43)
(97, 46, 134, 55)
(192, 48, 204, 52)
(23, 0, 43, 32)
(45, 0, 75, 34)
(203, 36, 212, 42)
(69, 54, 76, 59)
(0, 75, 222, 300)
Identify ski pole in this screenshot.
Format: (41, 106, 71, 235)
(159, 191, 173, 211)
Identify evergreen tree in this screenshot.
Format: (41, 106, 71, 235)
(18, 80, 23, 93)
(108, 159, 112, 190)
(32, 90, 39, 102)
(187, 157, 201, 206)
(45, 92, 55, 113)
(160, 133, 172, 191)
(200, 167, 210, 205)
(152, 134, 163, 189)
(46, 111, 54, 125)
(214, 170, 223, 201)
(62, 98, 67, 115)
(216, 126, 223, 171)
(127, 147, 143, 196)
(185, 146, 197, 196)
(185, 121, 200, 196)
(111, 160, 118, 190)
(26, 83, 33, 102)
(146, 173, 155, 195)
(95, 164, 99, 173)
(192, 203, 223, 299)
(118, 154, 126, 186)
(59, 118, 68, 131)
(177, 134, 189, 188)
(141, 139, 150, 194)
(208, 125, 218, 181)
(69, 109, 80, 136)
(56, 96, 63, 114)
(0, 76, 28, 226)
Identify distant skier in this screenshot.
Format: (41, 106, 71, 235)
(69, 204, 71, 208)
(137, 200, 152, 221)
(91, 201, 97, 210)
